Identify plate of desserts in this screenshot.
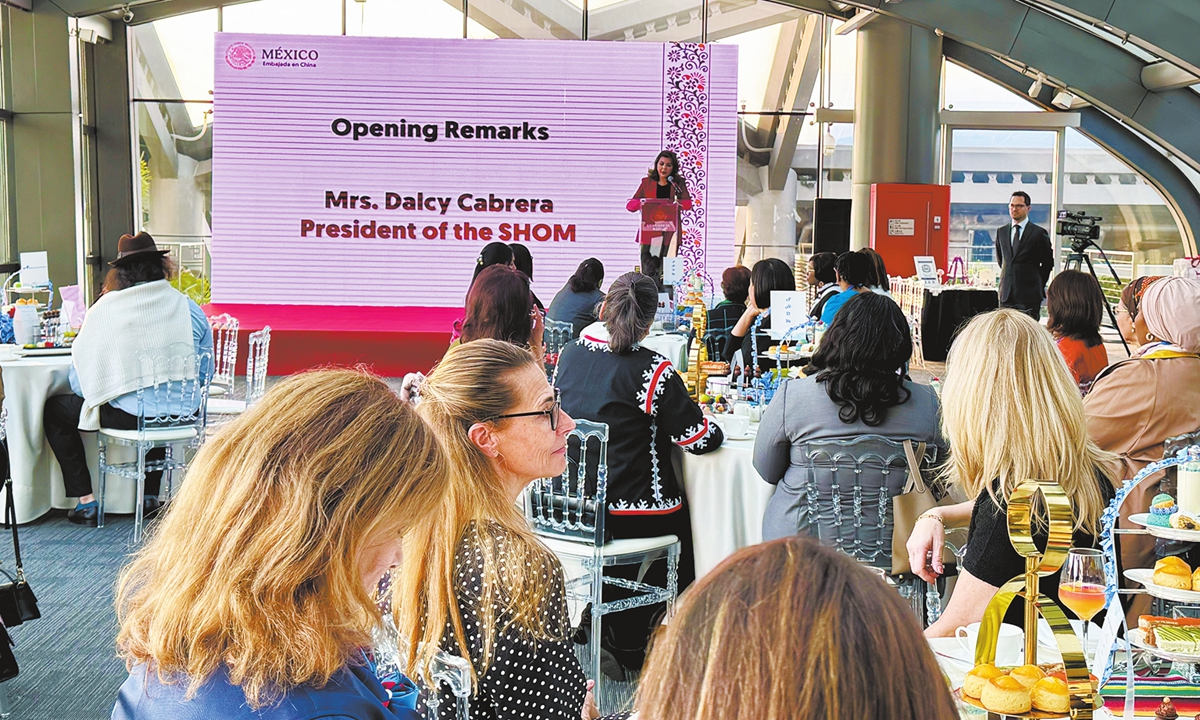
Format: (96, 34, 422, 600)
(957, 663, 1099, 718)
(1129, 615, 1200, 663)
(1130, 494, 1200, 544)
(1125, 556, 1200, 604)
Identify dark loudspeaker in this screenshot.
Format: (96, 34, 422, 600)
(813, 198, 851, 256)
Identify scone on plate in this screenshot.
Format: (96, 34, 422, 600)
(1153, 557, 1193, 591)
(963, 664, 1005, 699)
(1030, 676, 1070, 714)
(1009, 664, 1045, 688)
(1193, 567, 1200, 592)
(981, 675, 1032, 715)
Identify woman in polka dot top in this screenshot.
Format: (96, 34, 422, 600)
(395, 340, 590, 720)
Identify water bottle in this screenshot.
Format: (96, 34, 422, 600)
(1179, 447, 1200, 515)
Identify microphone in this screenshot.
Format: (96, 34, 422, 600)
(669, 174, 686, 191)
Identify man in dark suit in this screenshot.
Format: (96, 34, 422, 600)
(994, 191, 1054, 320)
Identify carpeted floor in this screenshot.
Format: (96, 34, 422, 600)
(0, 510, 138, 720)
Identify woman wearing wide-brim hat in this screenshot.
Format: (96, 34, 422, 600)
(42, 231, 214, 525)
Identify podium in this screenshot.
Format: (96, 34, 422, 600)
(640, 199, 681, 234)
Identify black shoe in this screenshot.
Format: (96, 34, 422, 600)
(67, 503, 98, 526)
(142, 497, 163, 520)
(572, 604, 592, 645)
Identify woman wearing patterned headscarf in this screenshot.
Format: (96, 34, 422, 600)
(1085, 277, 1200, 613)
(1115, 275, 1164, 348)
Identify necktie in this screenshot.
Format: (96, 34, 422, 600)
(1012, 223, 1021, 252)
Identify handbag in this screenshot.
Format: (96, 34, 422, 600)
(891, 440, 958, 576)
(0, 479, 39, 628)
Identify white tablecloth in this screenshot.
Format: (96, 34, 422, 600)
(0, 345, 136, 522)
(678, 430, 774, 577)
(579, 321, 690, 372)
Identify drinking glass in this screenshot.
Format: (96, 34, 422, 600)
(1060, 548, 1107, 662)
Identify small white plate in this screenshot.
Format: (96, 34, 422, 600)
(14, 346, 72, 357)
(1129, 512, 1200, 542)
(1124, 567, 1200, 603)
(1128, 627, 1200, 663)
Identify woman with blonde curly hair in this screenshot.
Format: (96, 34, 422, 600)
(906, 309, 1121, 636)
(395, 339, 588, 720)
(635, 537, 959, 720)
(112, 369, 447, 719)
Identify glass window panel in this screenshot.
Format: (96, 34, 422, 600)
(825, 19, 854, 109)
(222, 0, 343, 35)
(1063, 127, 1185, 271)
(714, 6, 811, 112)
(584, 0, 701, 42)
(0, 119, 8, 264)
(821, 122, 853, 199)
(943, 62, 1040, 112)
(347, 0, 469, 38)
(469, 0, 577, 39)
(135, 101, 213, 260)
(131, 10, 217, 109)
(949, 128, 1056, 264)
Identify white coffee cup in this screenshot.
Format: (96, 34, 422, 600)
(718, 414, 750, 438)
(1037, 618, 1095, 651)
(955, 622, 1023, 666)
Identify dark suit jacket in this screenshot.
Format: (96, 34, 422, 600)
(994, 221, 1054, 308)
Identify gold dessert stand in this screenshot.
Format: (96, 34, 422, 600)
(972, 480, 1097, 719)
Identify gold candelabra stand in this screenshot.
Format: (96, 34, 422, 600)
(971, 480, 1097, 719)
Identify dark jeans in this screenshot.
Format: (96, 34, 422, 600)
(43, 394, 163, 499)
(639, 236, 673, 289)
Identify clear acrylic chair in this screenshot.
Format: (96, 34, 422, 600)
(97, 345, 213, 543)
(542, 318, 574, 380)
(524, 419, 679, 704)
(206, 313, 239, 396)
(791, 434, 949, 626)
(207, 326, 271, 423)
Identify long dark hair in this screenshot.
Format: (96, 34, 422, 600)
(750, 258, 795, 309)
(601, 272, 658, 354)
(834, 251, 873, 288)
(461, 265, 534, 347)
(470, 242, 514, 284)
(102, 254, 177, 294)
(568, 258, 604, 293)
(646, 150, 681, 181)
(858, 248, 889, 288)
(808, 292, 912, 426)
(1046, 269, 1104, 347)
(508, 244, 534, 280)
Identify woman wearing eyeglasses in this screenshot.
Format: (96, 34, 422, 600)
(553, 272, 723, 678)
(395, 339, 593, 720)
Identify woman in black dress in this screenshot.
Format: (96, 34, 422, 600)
(554, 272, 724, 674)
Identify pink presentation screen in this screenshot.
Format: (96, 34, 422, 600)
(212, 34, 737, 307)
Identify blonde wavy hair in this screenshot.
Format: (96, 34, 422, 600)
(115, 369, 447, 709)
(395, 339, 568, 685)
(636, 537, 959, 720)
(940, 309, 1120, 532)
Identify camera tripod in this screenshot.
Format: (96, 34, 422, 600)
(1063, 239, 1131, 356)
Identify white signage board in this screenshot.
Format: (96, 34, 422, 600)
(888, 218, 915, 236)
(768, 290, 809, 339)
(663, 257, 685, 286)
(914, 255, 939, 288)
(19, 251, 49, 287)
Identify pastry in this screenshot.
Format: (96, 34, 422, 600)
(1149, 494, 1177, 527)
(1154, 557, 1193, 591)
(1194, 567, 1200, 592)
(1030, 676, 1070, 714)
(1140, 616, 1200, 647)
(1171, 512, 1200, 531)
(1155, 626, 1200, 654)
(963, 663, 1006, 699)
(981, 675, 1032, 715)
(1009, 663, 1045, 688)
(1156, 697, 1180, 720)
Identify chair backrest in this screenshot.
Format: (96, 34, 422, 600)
(526, 419, 609, 546)
(543, 318, 574, 379)
(794, 434, 940, 571)
(135, 343, 214, 433)
(245, 326, 271, 404)
(207, 313, 239, 389)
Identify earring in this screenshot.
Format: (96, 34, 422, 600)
(1147, 333, 1156, 341)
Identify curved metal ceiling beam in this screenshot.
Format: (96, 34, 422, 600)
(809, 0, 1200, 176)
(1031, 0, 1200, 77)
(945, 38, 1199, 255)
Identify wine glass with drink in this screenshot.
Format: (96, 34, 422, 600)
(1060, 548, 1107, 663)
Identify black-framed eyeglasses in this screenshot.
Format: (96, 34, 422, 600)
(489, 388, 561, 431)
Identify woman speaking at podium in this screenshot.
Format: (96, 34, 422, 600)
(627, 150, 691, 284)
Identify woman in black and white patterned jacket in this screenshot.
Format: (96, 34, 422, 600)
(554, 272, 724, 675)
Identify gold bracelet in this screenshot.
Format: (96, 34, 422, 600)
(916, 512, 944, 526)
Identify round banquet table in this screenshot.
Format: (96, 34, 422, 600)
(579, 321, 690, 372)
(676, 428, 774, 578)
(0, 345, 136, 522)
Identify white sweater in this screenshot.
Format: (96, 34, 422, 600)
(71, 280, 194, 430)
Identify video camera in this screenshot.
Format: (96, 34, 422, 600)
(1056, 210, 1102, 251)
